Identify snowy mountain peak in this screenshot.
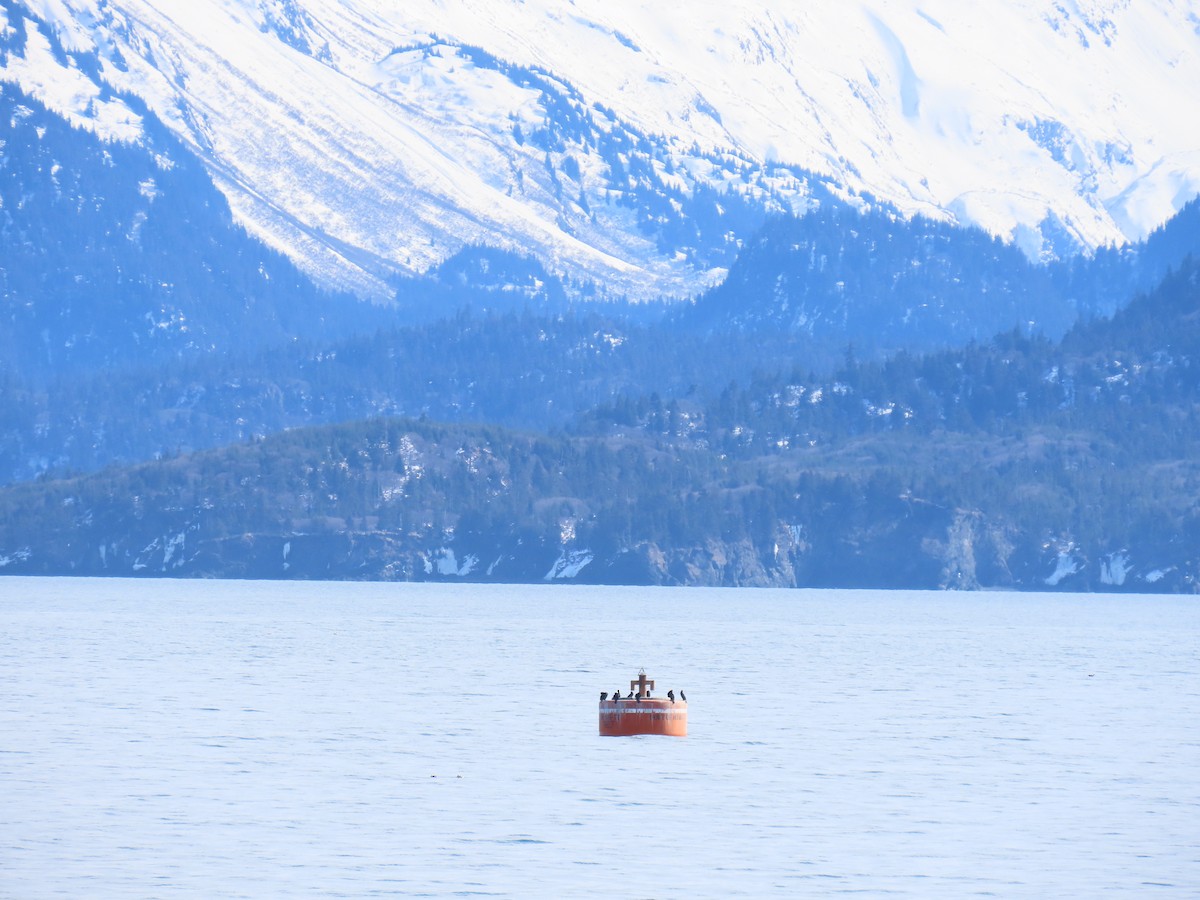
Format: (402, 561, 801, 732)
(4, 0, 1199, 300)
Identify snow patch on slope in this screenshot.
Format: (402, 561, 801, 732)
(0, 547, 32, 567)
(423, 548, 479, 577)
(546, 549, 594, 580)
(1100, 551, 1130, 587)
(1, 12, 142, 140)
(1045, 549, 1080, 587)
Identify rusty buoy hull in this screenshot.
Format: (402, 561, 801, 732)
(599, 698, 687, 736)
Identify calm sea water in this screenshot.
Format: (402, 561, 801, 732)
(2, 577, 1197, 897)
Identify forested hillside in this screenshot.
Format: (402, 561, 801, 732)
(679, 198, 1200, 353)
(3, 260, 1197, 590)
(3, 179, 1197, 487)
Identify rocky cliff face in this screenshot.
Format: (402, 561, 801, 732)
(5, 510, 1194, 593)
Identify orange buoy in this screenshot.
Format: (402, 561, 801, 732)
(599, 669, 687, 737)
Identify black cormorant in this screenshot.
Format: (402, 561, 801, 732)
(680, 690, 687, 701)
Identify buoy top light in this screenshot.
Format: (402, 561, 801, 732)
(630, 669, 655, 697)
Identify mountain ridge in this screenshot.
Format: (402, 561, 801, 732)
(4, 0, 1199, 302)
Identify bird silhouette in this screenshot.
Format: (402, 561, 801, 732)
(635, 692, 642, 701)
(615, 689, 622, 700)
(600, 691, 608, 702)
(680, 690, 687, 701)
(667, 690, 675, 703)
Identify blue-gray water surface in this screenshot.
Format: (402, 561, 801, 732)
(2, 578, 1198, 897)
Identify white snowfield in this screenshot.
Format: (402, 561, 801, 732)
(4, 0, 1200, 299)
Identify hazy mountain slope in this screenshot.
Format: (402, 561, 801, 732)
(4, 0, 1198, 303)
(680, 196, 1200, 350)
(3, 182, 1196, 487)
(0, 80, 382, 377)
(680, 207, 1067, 352)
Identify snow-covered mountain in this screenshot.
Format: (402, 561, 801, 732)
(4, 0, 1199, 301)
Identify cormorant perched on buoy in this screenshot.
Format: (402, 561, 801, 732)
(635, 692, 642, 702)
(667, 690, 675, 703)
(600, 692, 608, 701)
(615, 689, 622, 700)
(680, 690, 687, 701)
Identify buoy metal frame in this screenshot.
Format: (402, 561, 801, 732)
(599, 670, 687, 737)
